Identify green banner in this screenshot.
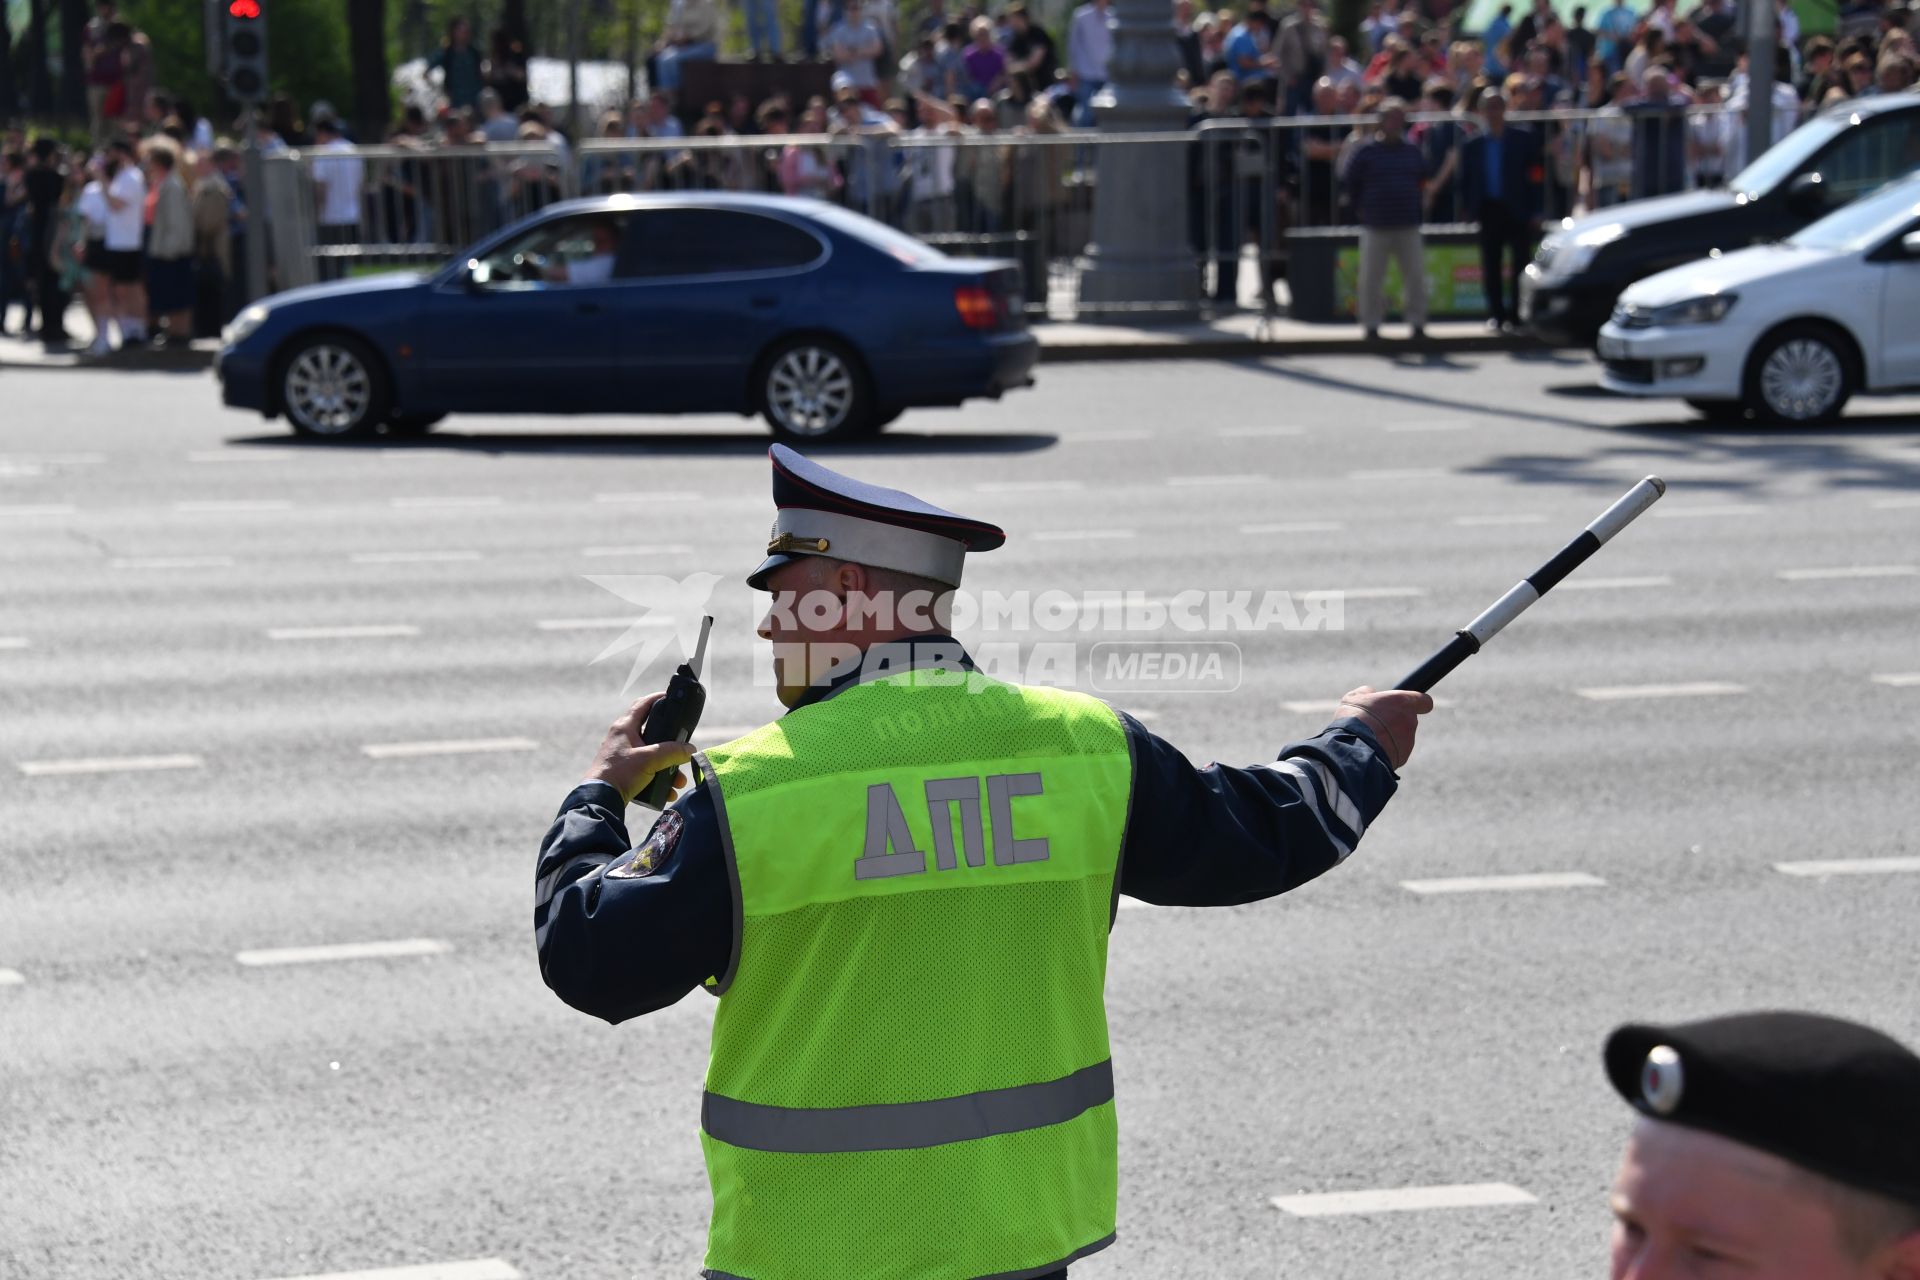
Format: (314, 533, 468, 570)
(1334, 242, 1513, 320)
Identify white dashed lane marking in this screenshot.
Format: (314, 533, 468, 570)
(1453, 513, 1547, 527)
(110, 555, 236, 570)
(1033, 529, 1135, 542)
(1272, 1183, 1537, 1217)
(186, 450, 281, 463)
(0, 503, 78, 516)
(536, 617, 672, 631)
(1242, 520, 1344, 534)
(266, 624, 420, 641)
(1575, 681, 1746, 700)
(1166, 474, 1270, 487)
(1871, 496, 1920, 510)
(594, 491, 702, 504)
(1777, 565, 1918, 581)
(974, 481, 1085, 494)
(236, 938, 453, 968)
(0, 637, 28, 650)
(1346, 468, 1448, 480)
(17, 753, 204, 777)
(256, 1257, 520, 1280)
(1402, 872, 1606, 895)
(1652, 504, 1765, 519)
(1775, 857, 1920, 877)
(1215, 425, 1305, 438)
(350, 550, 483, 565)
(361, 737, 540, 760)
(582, 544, 694, 557)
(1303, 586, 1426, 600)
(0, 969, 25, 986)
(1282, 696, 1454, 714)
(173, 499, 293, 513)
(1557, 575, 1674, 591)
(1872, 673, 1920, 687)
(390, 496, 502, 509)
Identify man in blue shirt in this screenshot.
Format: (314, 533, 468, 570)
(1596, 0, 1636, 73)
(1483, 3, 1514, 76)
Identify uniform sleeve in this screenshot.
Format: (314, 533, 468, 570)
(1114, 711, 1399, 907)
(535, 778, 731, 1024)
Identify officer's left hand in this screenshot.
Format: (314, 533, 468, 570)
(585, 692, 695, 806)
(1335, 685, 1434, 771)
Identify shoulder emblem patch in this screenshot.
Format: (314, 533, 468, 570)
(606, 808, 685, 880)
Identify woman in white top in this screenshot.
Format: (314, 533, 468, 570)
(74, 160, 114, 354)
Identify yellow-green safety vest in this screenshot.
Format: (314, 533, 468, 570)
(693, 664, 1134, 1280)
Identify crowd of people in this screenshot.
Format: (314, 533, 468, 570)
(9, 0, 1920, 347)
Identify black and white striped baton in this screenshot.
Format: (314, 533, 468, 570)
(1393, 476, 1668, 694)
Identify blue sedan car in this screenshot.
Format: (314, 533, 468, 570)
(216, 193, 1038, 442)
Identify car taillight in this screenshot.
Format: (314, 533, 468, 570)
(954, 285, 1000, 330)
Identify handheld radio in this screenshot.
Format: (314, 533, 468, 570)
(636, 615, 712, 810)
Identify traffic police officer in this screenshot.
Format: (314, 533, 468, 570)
(1604, 1011, 1920, 1280)
(536, 445, 1433, 1280)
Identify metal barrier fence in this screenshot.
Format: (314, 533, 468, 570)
(259, 105, 1740, 318)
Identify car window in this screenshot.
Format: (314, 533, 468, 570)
(1804, 112, 1920, 206)
(1789, 179, 1920, 252)
(470, 212, 629, 287)
(617, 209, 824, 278)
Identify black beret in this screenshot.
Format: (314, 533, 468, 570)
(1605, 1011, 1920, 1207)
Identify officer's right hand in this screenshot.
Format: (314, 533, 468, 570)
(1334, 686, 1434, 771)
(585, 692, 696, 806)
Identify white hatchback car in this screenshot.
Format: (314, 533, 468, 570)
(1597, 172, 1920, 423)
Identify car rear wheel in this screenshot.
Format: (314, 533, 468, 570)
(759, 337, 873, 442)
(281, 335, 389, 439)
(1685, 398, 1748, 422)
(1744, 325, 1855, 425)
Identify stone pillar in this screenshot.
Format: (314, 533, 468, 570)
(1074, 0, 1201, 321)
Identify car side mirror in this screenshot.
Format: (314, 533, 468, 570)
(1788, 172, 1828, 216)
(1902, 230, 1920, 258)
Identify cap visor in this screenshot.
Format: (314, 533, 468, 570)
(747, 553, 799, 591)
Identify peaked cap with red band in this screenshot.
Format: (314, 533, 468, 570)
(747, 444, 1006, 591)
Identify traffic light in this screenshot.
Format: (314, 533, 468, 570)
(219, 0, 269, 104)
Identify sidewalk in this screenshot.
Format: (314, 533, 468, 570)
(0, 306, 1534, 374)
(1033, 312, 1533, 361)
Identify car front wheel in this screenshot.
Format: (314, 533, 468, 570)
(1744, 325, 1855, 425)
(280, 335, 389, 439)
(759, 337, 873, 442)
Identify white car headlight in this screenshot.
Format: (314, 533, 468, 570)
(1643, 294, 1739, 326)
(222, 304, 271, 348)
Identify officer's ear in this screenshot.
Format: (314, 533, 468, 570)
(831, 561, 870, 602)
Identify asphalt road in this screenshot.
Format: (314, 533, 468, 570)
(3, 353, 1918, 1280)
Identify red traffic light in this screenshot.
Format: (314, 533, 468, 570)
(229, 0, 261, 18)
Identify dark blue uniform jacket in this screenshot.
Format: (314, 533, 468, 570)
(537, 641, 1400, 1023)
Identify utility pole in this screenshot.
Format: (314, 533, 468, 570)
(1745, 0, 1776, 168)
(568, 0, 583, 141)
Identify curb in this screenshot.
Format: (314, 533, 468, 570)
(1036, 332, 1540, 362)
(2, 333, 1538, 373)
(0, 348, 217, 373)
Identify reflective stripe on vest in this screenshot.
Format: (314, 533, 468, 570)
(703, 1058, 1115, 1154)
